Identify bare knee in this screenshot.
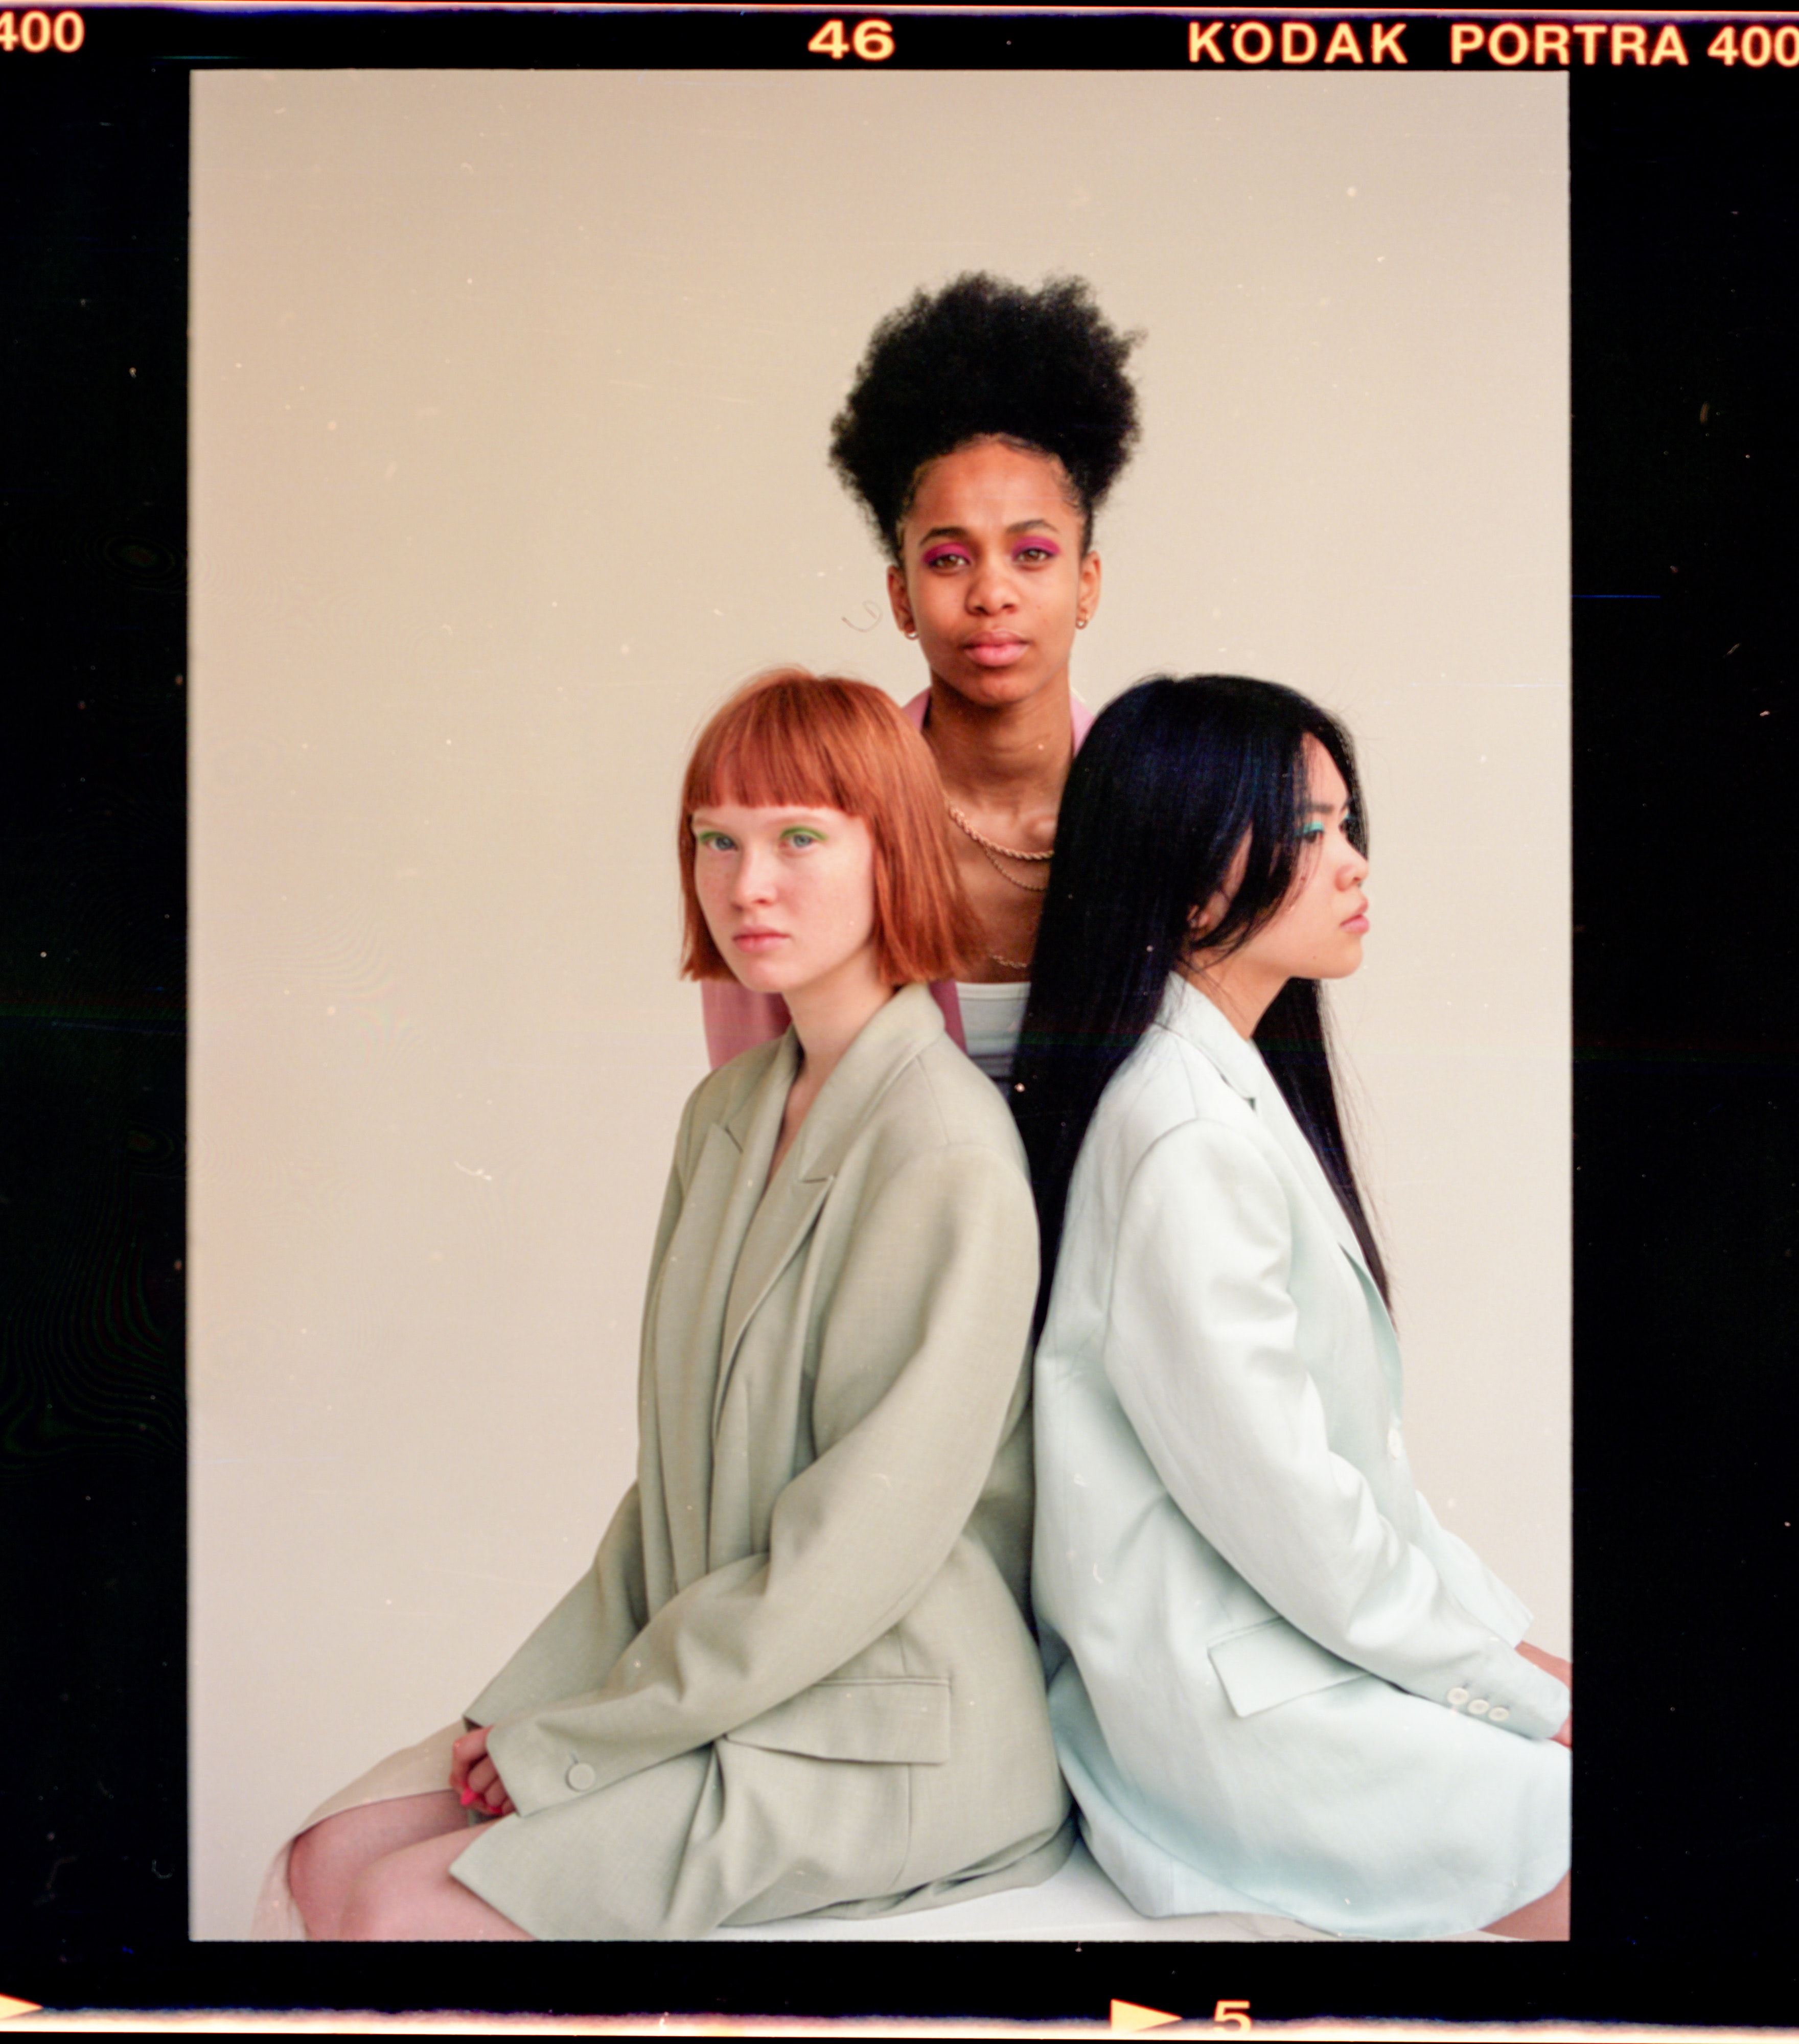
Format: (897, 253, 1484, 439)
(288, 1817, 354, 1942)
(336, 1858, 421, 1942)
(288, 1794, 464, 1941)
(330, 1825, 532, 1941)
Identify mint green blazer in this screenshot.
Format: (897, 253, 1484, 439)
(1032, 974, 1569, 1938)
(450, 985, 1072, 1938)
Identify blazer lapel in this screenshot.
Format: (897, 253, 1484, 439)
(712, 986, 946, 1428)
(1253, 1070, 1375, 1278)
(1161, 976, 1407, 1411)
(642, 1038, 789, 1521)
(1252, 1066, 1407, 1408)
(714, 1167, 832, 1435)
(1161, 977, 1377, 1279)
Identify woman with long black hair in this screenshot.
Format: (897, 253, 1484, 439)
(1011, 675, 1571, 1940)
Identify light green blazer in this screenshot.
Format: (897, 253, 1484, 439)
(451, 984, 1073, 1938)
(1033, 974, 1569, 1937)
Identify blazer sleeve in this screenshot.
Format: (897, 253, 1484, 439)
(1412, 1491, 1537, 1645)
(463, 1484, 650, 1731)
(1104, 1117, 1570, 1739)
(482, 1137, 1039, 1814)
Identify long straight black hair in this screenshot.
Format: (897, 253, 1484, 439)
(1010, 674, 1390, 1328)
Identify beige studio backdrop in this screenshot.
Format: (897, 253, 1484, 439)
(191, 68, 1570, 1938)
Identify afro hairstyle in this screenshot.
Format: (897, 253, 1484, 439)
(827, 272, 1142, 559)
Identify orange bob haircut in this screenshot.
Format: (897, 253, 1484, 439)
(679, 668, 982, 986)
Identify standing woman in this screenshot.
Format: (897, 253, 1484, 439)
(705, 272, 1142, 1082)
(268, 671, 1072, 1939)
(1012, 676, 1572, 1940)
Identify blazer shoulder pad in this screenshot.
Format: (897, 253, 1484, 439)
(1099, 1024, 1257, 1159)
(905, 1033, 1029, 1154)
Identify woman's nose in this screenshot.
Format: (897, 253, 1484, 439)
(967, 557, 1018, 612)
(730, 845, 777, 904)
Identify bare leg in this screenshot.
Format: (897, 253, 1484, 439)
(1484, 1868, 1570, 1941)
(1484, 1641, 1571, 1936)
(337, 1822, 534, 1941)
(1515, 1640, 1572, 1688)
(289, 1792, 468, 1941)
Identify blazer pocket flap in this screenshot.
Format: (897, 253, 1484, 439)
(724, 1678, 951, 1764)
(1209, 1619, 1366, 1718)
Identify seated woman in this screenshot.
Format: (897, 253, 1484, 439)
(1010, 675, 1572, 1941)
(277, 670, 1073, 1939)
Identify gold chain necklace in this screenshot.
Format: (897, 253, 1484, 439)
(945, 803, 1052, 893)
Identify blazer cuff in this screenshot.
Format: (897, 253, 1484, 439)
(482, 1706, 633, 1816)
(1433, 1648, 1569, 1739)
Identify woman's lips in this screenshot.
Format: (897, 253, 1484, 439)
(964, 637, 1028, 669)
(1342, 910, 1369, 934)
(733, 930, 787, 953)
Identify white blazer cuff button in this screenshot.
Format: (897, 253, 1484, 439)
(566, 1761, 597, 1791)
(1447, 1686, 1470, 1707)
(1468, 1697, 1491, 1715)
(1489, 1706, 1510, 1723)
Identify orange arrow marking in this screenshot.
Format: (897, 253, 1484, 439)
(0, 2000, 44, 2021)
(1111, 2000, 1182, 2033)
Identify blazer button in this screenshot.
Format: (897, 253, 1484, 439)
(1468, 1697, 1491, 1715)
(1489, 1706, 1510, 1723)
(566, 1761, 596, 1791)
(1447, 1686, 1470, 1707)
(1387, 1427, 1403, 1460)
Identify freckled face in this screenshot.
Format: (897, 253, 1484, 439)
(691, 802, 885, 1013)
(887, 437, 1100, 712)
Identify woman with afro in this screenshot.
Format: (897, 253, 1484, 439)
(703, 272, 1142, 1086)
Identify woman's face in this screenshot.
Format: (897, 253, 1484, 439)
(690, 801, 886, 1017)
(887, 437, 1100, 714)
(1191, 738, 1370, 1023)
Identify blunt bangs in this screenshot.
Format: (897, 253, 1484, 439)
(678, 668, 981, 986)
(684, 674, 884, 821)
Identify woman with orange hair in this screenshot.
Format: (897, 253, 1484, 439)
(267, 670, 1072, 1940)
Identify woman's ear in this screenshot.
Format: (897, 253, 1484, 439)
(1076, 550, 1102, 630)
(1190, 836, 1251, 950)
(887, 563, 915, 639)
